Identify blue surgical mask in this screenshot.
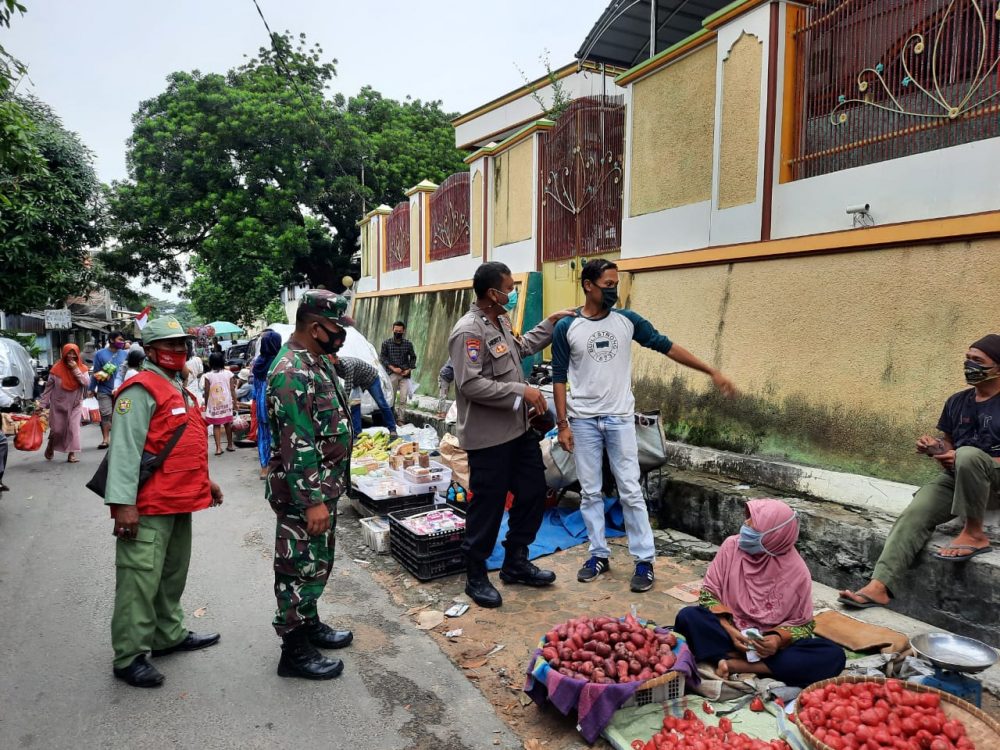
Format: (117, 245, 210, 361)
(738, 525, 768, 556)
(738, 512, 798, 556)
(495, 287, 518, 313)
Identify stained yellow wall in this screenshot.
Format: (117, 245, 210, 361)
(630, 43, 718, 216)
(493, 140, 533, 247)
(470, 170, 483, 258)
(718, 33, 762, 209)
(630, 240, 999, 424)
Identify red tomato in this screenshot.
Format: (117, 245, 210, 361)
(749, 697, 765, 712)
(702, 701, 714, 714)
(718, 718, 732, 733)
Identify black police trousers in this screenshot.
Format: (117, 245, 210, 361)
(461, 430, 546, 564)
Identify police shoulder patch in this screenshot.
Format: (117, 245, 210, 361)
(466, 338, 481, 363)
(116, 397, 132, 415)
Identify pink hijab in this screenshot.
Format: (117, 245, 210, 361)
(701, 499, 813, 631)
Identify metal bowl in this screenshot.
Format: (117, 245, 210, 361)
(911, 632, 999, 674)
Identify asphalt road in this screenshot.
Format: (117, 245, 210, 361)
(0, 424, 520, 750)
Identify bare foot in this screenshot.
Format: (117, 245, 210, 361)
(838, 580, 890, 606)
(67, 453, 79, 463)
(937, 529, 991, 557)
(717, 659, 730, 679)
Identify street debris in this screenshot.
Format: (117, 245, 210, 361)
(414, 609, 445, 630)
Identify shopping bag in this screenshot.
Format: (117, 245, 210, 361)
(541, 435, 577, 489)
(13, 413, 44, 451)
(437, 432, 470, 489)
(635, 410, 668, 473)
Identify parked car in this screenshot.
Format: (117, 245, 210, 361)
(0, 337, 35, 411)
(248, 324, 393, 421)
(226, 342, 251, 371)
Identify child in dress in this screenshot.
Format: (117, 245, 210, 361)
(203, 352, 236, 455)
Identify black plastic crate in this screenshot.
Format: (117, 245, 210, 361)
(354, 486, 436, 516)
(388, 503, 466, 558)
(389, 537, 465, 581)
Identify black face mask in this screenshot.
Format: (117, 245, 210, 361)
(965, 359, 998, 385)
(600, 287, 619, 310)
(393, 332, 403, 342)
(316, 325, 345, 355)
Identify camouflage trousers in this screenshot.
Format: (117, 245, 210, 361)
(272, 504, 337, 637)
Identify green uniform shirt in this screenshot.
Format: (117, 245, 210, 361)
(104, 363, 188, 507)
(265, 342, 353, 512)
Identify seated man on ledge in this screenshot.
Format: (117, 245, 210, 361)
(840, 334, 1000, 610)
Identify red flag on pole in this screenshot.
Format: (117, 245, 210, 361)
(135, 305, 152, 330)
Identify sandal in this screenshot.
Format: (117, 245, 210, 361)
(838, 592, 887, 610)
(45, 445, 54, 461)
(226, 446, 236, 452)
(932, 544, 993, 562)
(67, 455, 80, 463)
(215, 450, 223, 456)
(97, 442, 109, 450)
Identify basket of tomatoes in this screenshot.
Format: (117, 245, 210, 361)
(793, 675, 1000, 750)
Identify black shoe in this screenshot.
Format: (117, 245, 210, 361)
(465, 560, 502, 608)
(113, 655, 164, 688)
(630, 561, 655, 592)
(577, 556, 610, 582)
(277, 629, 344, 680)
(499, 546, 556, 587)
(150, 630, 221, 657)
(305, 619, 354, 650)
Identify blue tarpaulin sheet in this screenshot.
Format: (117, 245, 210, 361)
(486, 497, 627, 570)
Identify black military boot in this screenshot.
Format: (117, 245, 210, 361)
(465, 559, 502, 608)
(277, 628, 344, 680)
(499, 546, 556, 586)
(305, 618, 354, 649)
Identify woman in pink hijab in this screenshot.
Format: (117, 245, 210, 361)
(673, 499, 845, 688)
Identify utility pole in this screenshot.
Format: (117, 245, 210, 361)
(360, 155, 368, 214)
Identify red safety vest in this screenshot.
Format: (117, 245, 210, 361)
(117, 370, 212, 515)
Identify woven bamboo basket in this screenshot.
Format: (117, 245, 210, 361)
(792, 675, 1000, 750)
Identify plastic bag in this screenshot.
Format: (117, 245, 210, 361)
(14, 413, 44, 451)
(396, 423, 440, 450)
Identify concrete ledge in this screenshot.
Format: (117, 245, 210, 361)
(653, 469, 1000, 648)
(664, 441, 919, 516)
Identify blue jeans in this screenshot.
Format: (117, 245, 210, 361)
(351, 381, 397, 435)
(571, 415, 655, 563)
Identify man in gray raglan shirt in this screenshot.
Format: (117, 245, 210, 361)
(552, 259, 736, 592)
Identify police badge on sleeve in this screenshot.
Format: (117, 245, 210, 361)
(466, 338, 481, 363)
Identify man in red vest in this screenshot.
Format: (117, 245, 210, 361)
(106, 316, 224, 688)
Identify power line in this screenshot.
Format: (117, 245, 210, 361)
(248, 0, 361, 202)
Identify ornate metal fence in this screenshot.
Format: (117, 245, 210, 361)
(790, 0, 1000, 180)
(539, 96, 625, 262)
(429, 171, 471, 261)
(384, 201, 410, 272)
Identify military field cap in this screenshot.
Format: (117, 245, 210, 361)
(143, 316, 190, 344)
(299, 289, 351, 326)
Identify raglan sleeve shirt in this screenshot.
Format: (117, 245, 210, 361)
(617, 309, 673, 354)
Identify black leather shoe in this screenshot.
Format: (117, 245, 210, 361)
(499, 546, 556, 587)
(113, 655, 164, 688)
(150, 631, 221, 657)
(305, 619, 354, 649)
(277, 629, 344, 680)
(465, 559, 503, 608)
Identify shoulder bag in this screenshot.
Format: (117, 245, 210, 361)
(85, 422, 188, 499)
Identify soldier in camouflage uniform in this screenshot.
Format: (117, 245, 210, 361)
(266, 290, 355, 680)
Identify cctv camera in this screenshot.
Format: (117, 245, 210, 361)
(846, 204, 870, 215)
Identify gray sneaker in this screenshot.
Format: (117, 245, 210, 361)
(577, 556, 610, 582)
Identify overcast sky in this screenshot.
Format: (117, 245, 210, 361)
(7, 0, 610, 184)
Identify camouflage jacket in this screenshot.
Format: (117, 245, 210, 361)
(265, 342, 353, 513)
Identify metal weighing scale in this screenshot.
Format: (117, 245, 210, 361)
(911, 632, 998, 708)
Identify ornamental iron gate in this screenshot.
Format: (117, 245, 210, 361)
(429, 171, 471, 261)
(539, 96, 625, 262)
(384, 201, 410, 272)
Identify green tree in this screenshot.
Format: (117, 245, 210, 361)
(0, 95, 105, 314)
(103, 33, 466, 324)
(262, 298, 288, 325)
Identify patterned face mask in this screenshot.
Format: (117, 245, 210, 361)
(964, 359, 998, 385)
